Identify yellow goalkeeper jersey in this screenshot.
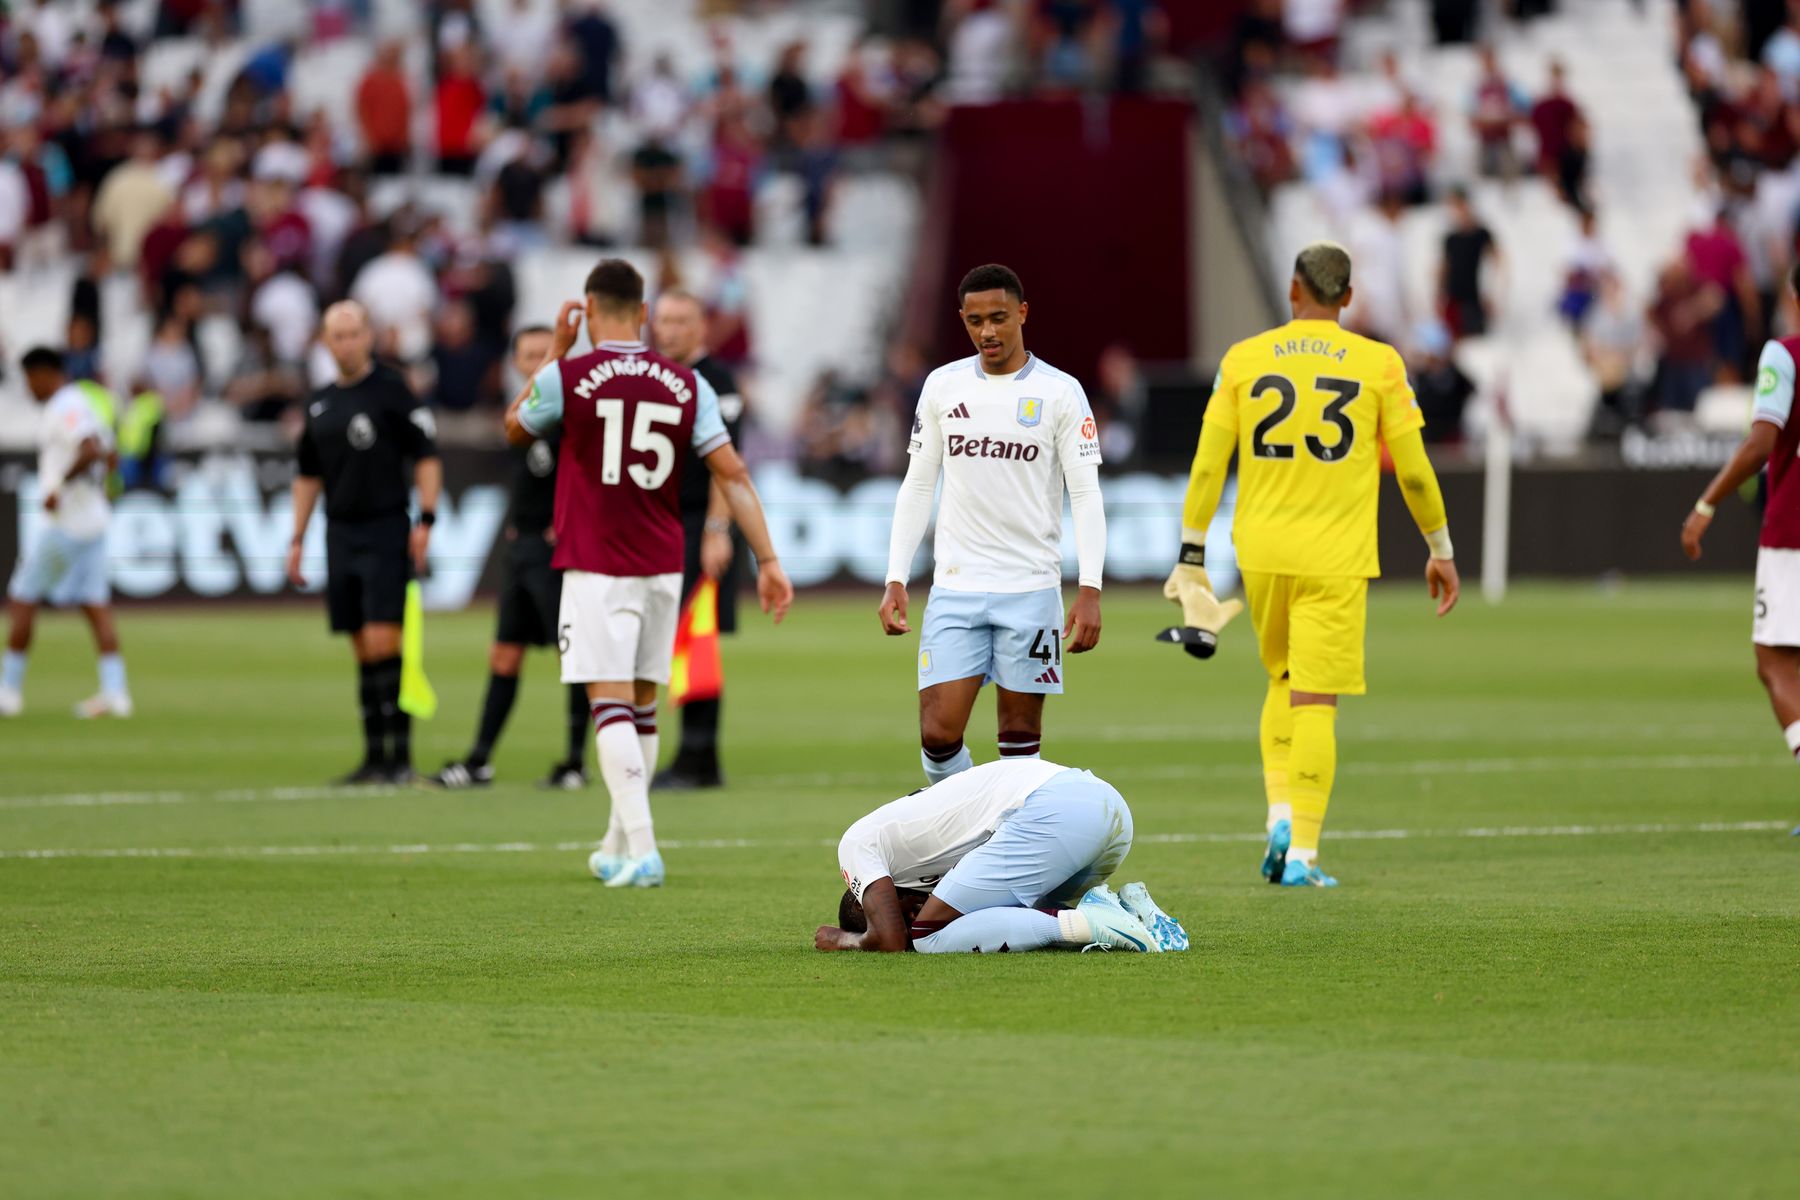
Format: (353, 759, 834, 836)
(1202, 319, 1424, 578)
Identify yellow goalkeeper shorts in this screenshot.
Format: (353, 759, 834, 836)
(1243, 571, 1369, 696)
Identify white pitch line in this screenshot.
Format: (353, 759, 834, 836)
(0, 752, 1788, 811)
(0, 821, 1791, 862)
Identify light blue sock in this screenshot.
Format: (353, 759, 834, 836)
(98, 653, 128, 695)
(1, 650, 25, 690)
(921, 741, 973, 784)
(913, 908, 1063, 954)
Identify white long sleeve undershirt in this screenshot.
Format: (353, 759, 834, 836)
(885, 454, 938, 585)
(1065, 462, 1106, 591)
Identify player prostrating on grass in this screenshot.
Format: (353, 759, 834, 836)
(431, 326, 593, 792)
(504, 259, 793, 888)
(287, 303, 441, 785)
(1, 347, 132, 720)
(815, 758, 1188, 954)
(1682, 263, 1800, 808)
(1167, 242, 1459, 887)
(880, 264, 1106, 783)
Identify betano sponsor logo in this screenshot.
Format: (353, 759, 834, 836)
(946, 434, 1041, 461)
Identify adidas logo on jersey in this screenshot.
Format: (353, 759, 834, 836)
(1035, 666, 1060, 685)
(945, 402, 972, 420)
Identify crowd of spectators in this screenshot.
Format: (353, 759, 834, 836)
(0, 0, 1176, 474)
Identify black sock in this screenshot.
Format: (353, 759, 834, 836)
(374, 656, 406, 770)
(678, 696, 721, 771)
(358, 661, 383, 767)
(469, 673, 520, 767)
(565, 683, 589, 767)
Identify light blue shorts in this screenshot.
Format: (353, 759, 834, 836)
(8, 529, 109, 607)
(917, 586, 1065, 694)
(933, 769, 1134, 914)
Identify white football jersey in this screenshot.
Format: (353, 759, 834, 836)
(837, 757, 1069, 900)
(908, 353, 1101, 593)
(38, 384, 111, 540)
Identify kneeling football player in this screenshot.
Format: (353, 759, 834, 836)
(815, 758, 1189, 954)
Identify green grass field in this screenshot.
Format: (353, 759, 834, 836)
(4, 582, 1799, 1199)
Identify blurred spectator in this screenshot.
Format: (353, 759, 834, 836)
(1433, 0, 1480, 45)
(631, 136, 684, 250)
(944, 0, 1017, 104)
(1649, 257, 1724, 418)
(351, 220, 439, 362)
(356, 40, 414, 175)
(1226, 80, 1297, 196)
(1582, 273, 1646, 437)
(564, 0, 621, 104)
(245, 241, 319, 366)
(435, 44, 487, 175)
(1470, 46, 1527, 180)
(1530, 60, 1587, 204)
(1283, 0, 1345, 61)
(1686, 203, 1763, 376)
(91, 129, 175, 272)
(1558, 205, 1612, 326)
(697, 222, 750, 366)
(1093, 342, 1144, 464)
(140, 313, 203, 423)
(702, 112, 762, 246)
(1763, 0, 1800, 99)
(1291, 56, 1358, 183)
(491, 0, 556, 80)
(1368, 92, 1437, 205)
(1438, 186, 1500, 338)
(769, 42, 815, 146)
(1408, 321, 1473, 443)
(1347, 191, 1410, 344)
(834, 39, 892, 149)
(225, 324, 307, 424)
(1109, 0, 1168, 93)
(428, 301, 496, 410)
(632, 54, 689, 143)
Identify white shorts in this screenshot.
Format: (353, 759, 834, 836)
(8, 528, 109, 607)
(558, 570, 683, 685)
(1754, 547, 1800, 646)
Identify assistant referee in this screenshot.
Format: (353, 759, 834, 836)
(286, 301, 443, 785)
(649, 289, 745, 789)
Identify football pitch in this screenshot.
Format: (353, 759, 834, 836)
(3, 582, 1798, 1198)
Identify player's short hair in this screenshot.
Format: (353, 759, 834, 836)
(510, 324, 552, 353)
(20, 346, 64, 374)
(1294, 242, 1353, 306)
(584, 258, 645, 315)
(958, 263, 1025, 305)
(838, 889, 866, 934)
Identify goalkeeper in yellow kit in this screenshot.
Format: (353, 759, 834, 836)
(1163, 242, 1460, 887)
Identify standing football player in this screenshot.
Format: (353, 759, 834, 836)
(287, 302, 442, 785)
(1, 347, 132, 719)
(880, 264, 1106, 783)
(1167, 242, 1459, 887)
(503, 259, 793, 888)
(649, 289, 745, 790)
(1682, 262, 1800, 813)
(431, 326, 593, 790)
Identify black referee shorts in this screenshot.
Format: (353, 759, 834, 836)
(494, 531, 562, 647)
(325, 513, 411, 633)
(681, 511, 741, 634)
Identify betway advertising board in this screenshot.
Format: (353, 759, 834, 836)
(0, 452, 1219, 606)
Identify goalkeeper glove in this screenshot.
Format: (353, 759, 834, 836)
(1156, 543, 1244, 660)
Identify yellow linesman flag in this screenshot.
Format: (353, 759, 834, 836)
(668, 576, 724, 708)
(399, 581, 438, 719)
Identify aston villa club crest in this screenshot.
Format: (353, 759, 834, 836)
(1017, 397, 1043, 427)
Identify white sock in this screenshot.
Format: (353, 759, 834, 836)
(1289, 847, 1318, 867)
(913, 908, 1063, 953)
(921, 741, 973, 784)
(1, 649, 24, 691)
(594, 705, 656, 858)
(1267, 802, 1292, 832)
(98, 652, 128, 696)
(1056, 908, 1095, 946)
(1784, 720, 1800, 760)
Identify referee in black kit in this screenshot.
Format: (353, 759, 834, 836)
(286, 301, 442, 785)
(429, 325, 592, 791)
(649, 290, 744, 790)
